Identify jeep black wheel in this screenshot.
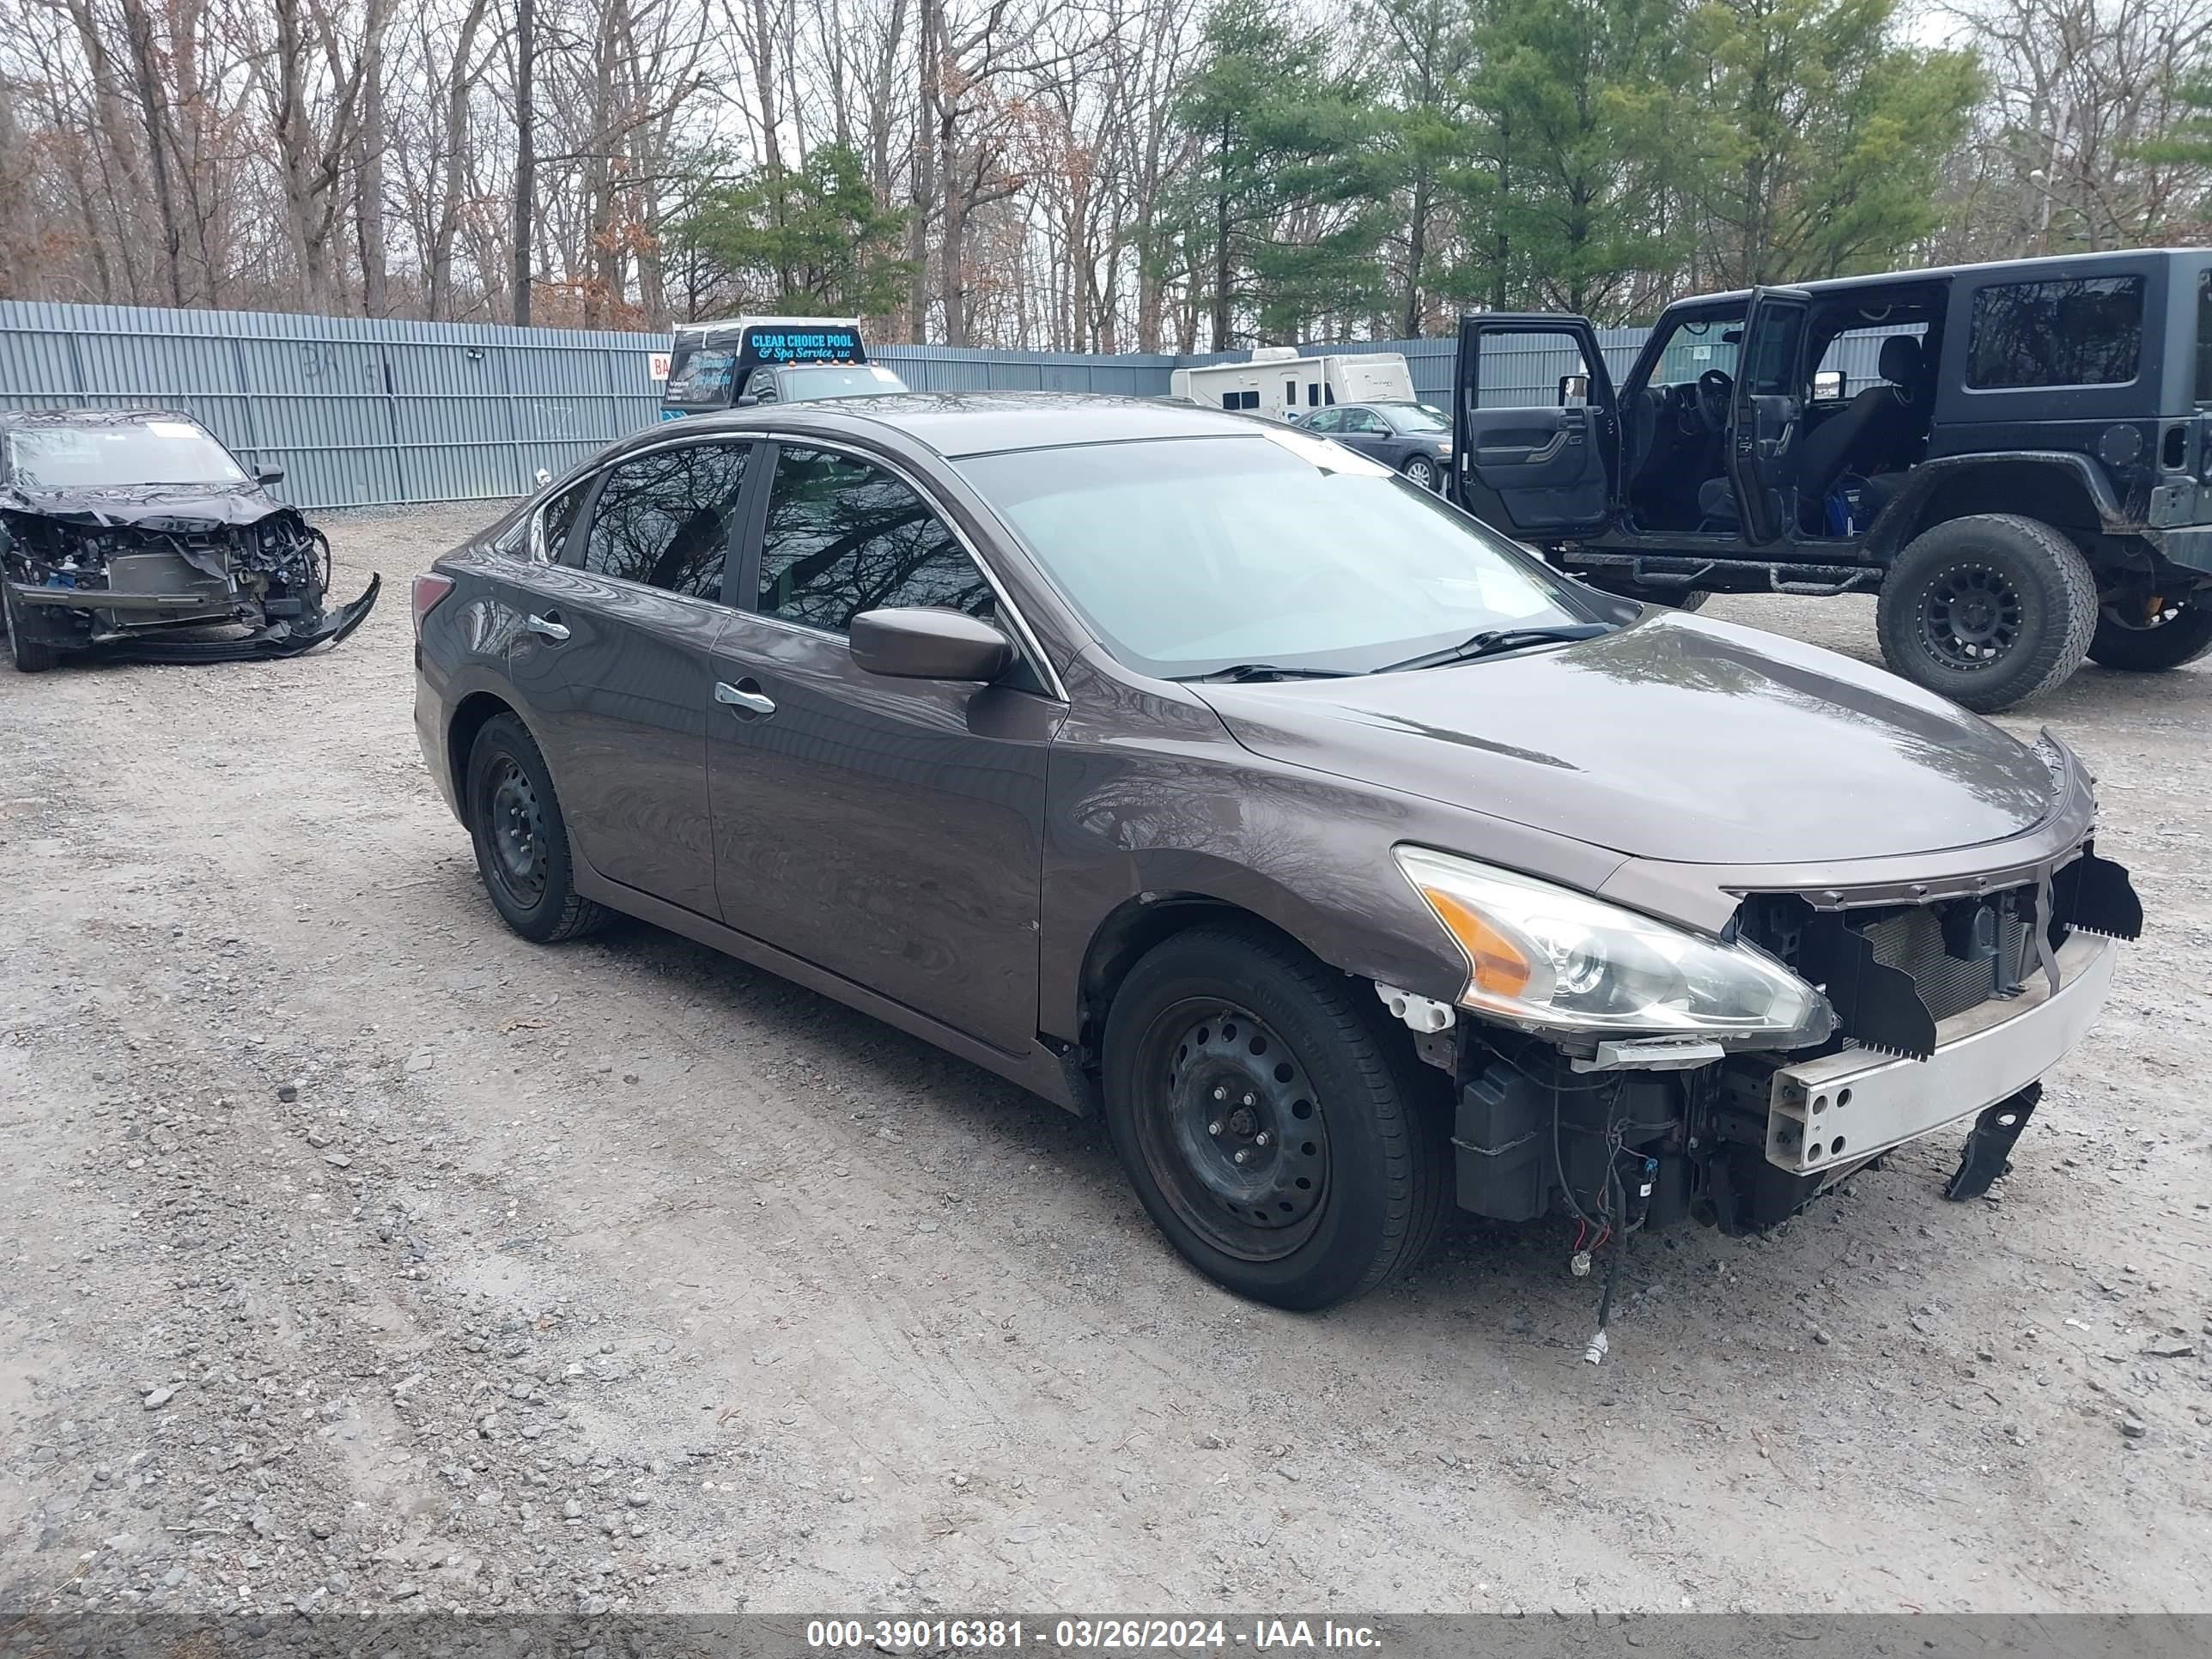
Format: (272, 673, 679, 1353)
(2087, 593, 2212, 672)
(465, 713, 609, 943)
(1876, 514, 2096, 712)
(3, 583, 62, 673)
(1101, 924, 1449, 1311)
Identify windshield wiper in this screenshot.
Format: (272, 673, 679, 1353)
(1377, 623, 1614, 674)
(1177, 663, 1361, 684)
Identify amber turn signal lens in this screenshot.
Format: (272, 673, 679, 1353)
(1421, 887, 1533, 995)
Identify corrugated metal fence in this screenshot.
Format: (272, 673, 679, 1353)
(0, 300, 1906, 510)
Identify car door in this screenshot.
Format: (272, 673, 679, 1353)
(1332, 407, 1395, 465)
(501, 436, 754, 917)
(1450, 313, 1618, 537)
(705, 441, 1064, 1054)
(1725, 286, 1814, 544)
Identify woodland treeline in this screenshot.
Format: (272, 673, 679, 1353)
(2, 0, 2209, 348)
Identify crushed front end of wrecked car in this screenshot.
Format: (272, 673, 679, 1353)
(1370, 729, 2142, 1356)
(1, 489, 379, 666)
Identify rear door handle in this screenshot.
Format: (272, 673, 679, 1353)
(715, 681, 776, 717)
(526, 612, 569, 641)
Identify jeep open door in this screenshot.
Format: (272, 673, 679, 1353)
(1724, 287, 1813, 544)
(1450, 314, 1617, 539)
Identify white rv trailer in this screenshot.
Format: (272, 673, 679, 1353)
(1169, 349, 1418, 417)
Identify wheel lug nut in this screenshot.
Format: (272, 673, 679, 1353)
(1255, 1132, 1270, 1147)
(1241, 1093, 1255, 1107)
(1207, 1120, 1222, 1136)
(1232, 1150, 1249, 1165)
(1212, 1086, 1227, 1101)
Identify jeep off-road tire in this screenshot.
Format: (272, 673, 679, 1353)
(2087, 595, 2212, 672)
(1876, 514, 2097, 713)
(1100, 923, 1450, 1312)
(465, 713, 611, 944)
(3, 583, 61, 673)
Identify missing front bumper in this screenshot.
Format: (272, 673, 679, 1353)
(112, 574, 382, 663)
(1763, 932, 2116, 1175)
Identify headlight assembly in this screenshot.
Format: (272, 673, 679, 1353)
(1394, 847, 1833, 1044)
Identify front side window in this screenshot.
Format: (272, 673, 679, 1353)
(579, 441, 750, 599)
(956, 431, 1589, 679)
(1968, 276, 2143, 390)
(1304, 409, 1342, 433)
(753, 447, 993, 633)
(5, 418, 246, 489)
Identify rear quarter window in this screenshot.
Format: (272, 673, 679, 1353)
(1967, 276, 2143, 390)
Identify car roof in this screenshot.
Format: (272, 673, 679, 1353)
(1668, 247, 2204, 311)
(0, 407, 192, 429)
(651, 392, 1269, 459)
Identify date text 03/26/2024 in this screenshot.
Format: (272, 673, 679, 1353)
(805, 1619, 1385, 1651)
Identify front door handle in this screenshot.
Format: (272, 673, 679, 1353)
(526, 612, 569, 641)
(714, 681, 776, 717)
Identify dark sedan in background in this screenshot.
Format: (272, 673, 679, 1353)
(1297, 400, 1455, 489)
(411, 394, 2134, 1325)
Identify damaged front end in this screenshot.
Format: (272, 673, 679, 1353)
(1383, 739, 2142, 1357)
(1, 498, 379, 666)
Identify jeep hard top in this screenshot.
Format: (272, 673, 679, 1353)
(1449, 248, 2212, 710)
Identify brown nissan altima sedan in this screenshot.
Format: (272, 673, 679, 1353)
(412, 395, 2139, 1319)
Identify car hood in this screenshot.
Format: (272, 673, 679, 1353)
(3, 481, 283, 530)
(1194, 613, 2062, 865)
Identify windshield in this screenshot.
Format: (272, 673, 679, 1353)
(955, 432, 1593, 678)
(5, 420, 248, 489)
(777, 365, 908, 399)
(1379, 403, 1450, 434)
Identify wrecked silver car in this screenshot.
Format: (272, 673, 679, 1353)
(0, 409, 380, 672)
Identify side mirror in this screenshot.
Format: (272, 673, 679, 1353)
(256, 465, 285, 485)
(1558, 374, 1590, 408)
(732, 392, 761, 408)
(850, 608, 1014, 683)
(1812, 369, 1846, 401)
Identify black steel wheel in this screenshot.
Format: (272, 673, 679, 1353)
(1875, 514, 2096, 712)
(1135, 1000, 1333, 1260)
(464, 712, 609, 943)
(1101, 924, 1449, 1311)
(2087, 592, 2212, 672)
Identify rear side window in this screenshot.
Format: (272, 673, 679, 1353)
(579, 441, 750, 599)
(2197, 270, 2212, 404)
(536, 479, 591, 561)
(1968, 276, 2143, 389)
(753, 447, 993, 633)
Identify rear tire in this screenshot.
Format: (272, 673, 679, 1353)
(3, 583, 62, 673)
(2087, 594, 2212, 672)
(1100, 924, 1449, 1311)
(1875, 514, 2096, 713)
(465, 713, 609, 943)
(1402, 454, 1440, 491)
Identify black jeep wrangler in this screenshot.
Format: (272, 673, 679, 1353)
(1448, 249, 2212, 711)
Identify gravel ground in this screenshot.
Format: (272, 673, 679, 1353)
(2, 501, 2208, 1623)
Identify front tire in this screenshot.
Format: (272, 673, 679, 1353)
(2087, 594, 2212, 672)
(1875, 514, 2096, 712)
(3, 583, 61, 673)
(1402, 454, 1440, 492)
(465, 713, 609, 943)
(1100, 924, 1449, 1311)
